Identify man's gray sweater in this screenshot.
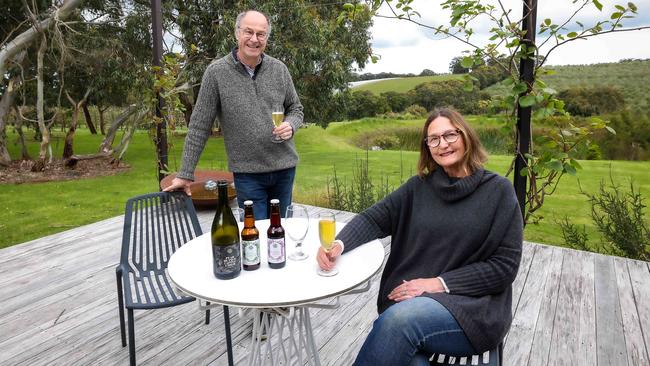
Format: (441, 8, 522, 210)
(178, 52, 303, 180)
(337, 168, 523, 353)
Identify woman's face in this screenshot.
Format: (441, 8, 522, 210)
(427, 116, 468, 177)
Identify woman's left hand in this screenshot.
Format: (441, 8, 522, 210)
(388, 278, 445, 302)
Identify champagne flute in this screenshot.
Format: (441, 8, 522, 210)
(271, 110, 284, 143)
(285, 204, 309, 261)
(317, 211, 338, 276)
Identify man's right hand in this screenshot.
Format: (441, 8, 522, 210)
(163, 177, 193, 196)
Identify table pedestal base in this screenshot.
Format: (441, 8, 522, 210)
(248, 307, 320, 366)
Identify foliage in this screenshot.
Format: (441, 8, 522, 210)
(407, 79, 482, 114)
(557, 216, 590, 252)
(582, 177, 650, 260)
(557, 86, 626, 116)
(596, 111, 650, 160)
(347, 90, 391, 119)
(326, 151, 396, 213)
(381, 91, 411, 112)
(404, 104, 428, 118)
(352, 74, 463, 94)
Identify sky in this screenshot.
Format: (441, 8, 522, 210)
(360, 0, 650, 74)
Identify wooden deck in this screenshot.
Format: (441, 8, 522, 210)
(0, 204, 649, 365)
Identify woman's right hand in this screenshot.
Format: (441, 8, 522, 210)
(316, 242, 343, 271)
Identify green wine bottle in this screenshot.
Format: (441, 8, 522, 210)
(206, 180, 241, 280)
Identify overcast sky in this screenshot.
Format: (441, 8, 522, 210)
(359, 0, 650, 74)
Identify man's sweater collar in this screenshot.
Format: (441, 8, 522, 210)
(231, 48, 264, 79)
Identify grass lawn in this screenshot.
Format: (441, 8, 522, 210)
(1, 120, 649, 252)
(353, 74, 464, 94)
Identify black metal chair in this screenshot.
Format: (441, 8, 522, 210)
(115, 191, 233, 365)
(428, 341, 502, 366)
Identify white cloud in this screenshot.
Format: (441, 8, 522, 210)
(361, 0, 650, 74)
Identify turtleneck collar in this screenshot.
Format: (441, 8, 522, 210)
(430, 167, 486, 202)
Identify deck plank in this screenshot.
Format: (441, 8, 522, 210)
(0, 203, 648, 366)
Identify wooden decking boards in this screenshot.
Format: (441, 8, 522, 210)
(0, 204, 648, 365)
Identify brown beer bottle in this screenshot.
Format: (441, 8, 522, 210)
(241, 200, 260, 271)
(266, 199, 286, 269)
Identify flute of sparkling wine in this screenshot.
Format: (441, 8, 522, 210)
(317, 212, 338, 276)
(271, 111, 284, 143)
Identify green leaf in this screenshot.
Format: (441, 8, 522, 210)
(615, 5, 626, 11)
(547, 160, 563, 172)
(593, 0, 603, 11)
(461, 56, 474, 68)
(564, 163, 577, 175)
(567, 32, 578, 38)
(611, 12, 622, 19)
(629, 2, 638, 12)
(513, 82, 528, 94)
(561, 129, 573, 137)
(463, 81, 474, 92)
(519, 167, 529, 177)
(544, 18, 551, 26)
(519, 95, 537, 107)
(543, 87, 557, 95)
(605, 126, 616, 135)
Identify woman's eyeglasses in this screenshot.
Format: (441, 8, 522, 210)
(424, 130, 462, 148)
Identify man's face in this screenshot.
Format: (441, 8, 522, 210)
(236, 12, 269, 63)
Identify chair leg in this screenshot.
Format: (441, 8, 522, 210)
(205, 301, 211, 325)
(116, 270, 126, 347)
(223, 305, 234, 366)
(498, 341, 504, 366)
(128, 308, 136, 366)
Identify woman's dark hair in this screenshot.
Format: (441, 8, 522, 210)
(417, 108, 488, 177)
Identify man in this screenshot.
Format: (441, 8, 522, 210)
(165, 10, 304, 219)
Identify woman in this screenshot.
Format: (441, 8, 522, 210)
(317, 108, 523, 366)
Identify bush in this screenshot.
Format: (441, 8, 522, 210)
(407, 79, 482, 114)
(583, 177, 650, 260)
(381, 91, 412, 113)
(557, 216, 590, 252)
(404, 104, 428, 118)
(347, 90, 390, 120)
(558, 86, 626, 116)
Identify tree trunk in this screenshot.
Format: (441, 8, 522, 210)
(13, 106, 31, 161)
(82, 103, 97, 134)
(0, 0, 84, 89)
(99, 104, 139, 153)
(178, 92, 193, 126)
(32, 33, 50, 172)
(98, 105, 109, 135)
(63, 89, 91, 160)
(0, 51, 27, 166)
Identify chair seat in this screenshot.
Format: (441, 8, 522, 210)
(122, 267, 195, 310)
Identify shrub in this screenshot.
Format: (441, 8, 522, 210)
(558, 86, 626, 116)
(583, 177, 650, 261)
(404, 104, 428, 118)
(347, 90, 390, 120)
(381, 91, 412, 113)
(557, 216, 590, 252)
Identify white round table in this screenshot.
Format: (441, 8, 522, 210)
(168, 219, 385, 365)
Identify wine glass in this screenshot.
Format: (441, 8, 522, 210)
(285, 204, 309, 261)
(271, 110, 284, 143)
(317, 211, 338, 276)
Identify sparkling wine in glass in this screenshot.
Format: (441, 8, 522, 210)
(285, 204, 309, 261)
(271, 111, 284, 143)
(317, 211, 338, 276)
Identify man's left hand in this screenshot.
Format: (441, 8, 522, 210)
(273, 122, 293, 141)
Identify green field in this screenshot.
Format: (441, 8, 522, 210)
(2, 118, 649, 252)
(353, 74, 464, 94)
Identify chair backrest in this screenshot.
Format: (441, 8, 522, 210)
(119, 191, 203, 308)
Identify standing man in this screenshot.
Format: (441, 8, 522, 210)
(164, 10, 303, 219)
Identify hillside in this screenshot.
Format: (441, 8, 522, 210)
(353, 60, 650, 112)
(351, 74, 464, 94)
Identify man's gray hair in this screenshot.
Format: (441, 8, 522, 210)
(235, 10, 272, 38)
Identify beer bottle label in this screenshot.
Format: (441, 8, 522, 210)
(242, 239, 260, 265)
(267, 238, 285, 264)
(212, 243, 241, 276)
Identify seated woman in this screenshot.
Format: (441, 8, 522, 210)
(317, 108, 523, 366)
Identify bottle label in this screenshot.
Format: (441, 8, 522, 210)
(242, 239, 260, 265)
(212, 243, 241, 277)
(267, 238, 285, 264)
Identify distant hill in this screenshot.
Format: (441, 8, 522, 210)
(351, 60, 650, 113)
(351, 74, 464, 94)
(485, 60, 650, 113)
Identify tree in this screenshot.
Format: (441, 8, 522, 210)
(169, 1, 373, 125)
(449, 56, 469, 74)
(348, 0, 649, 223)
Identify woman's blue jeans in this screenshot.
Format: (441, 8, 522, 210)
(353, 297, 491, 366)
(233, 167, 295, 220)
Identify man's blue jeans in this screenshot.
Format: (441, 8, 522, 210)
(233, 167, 296, 220)
(354, 297, 494, 366)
